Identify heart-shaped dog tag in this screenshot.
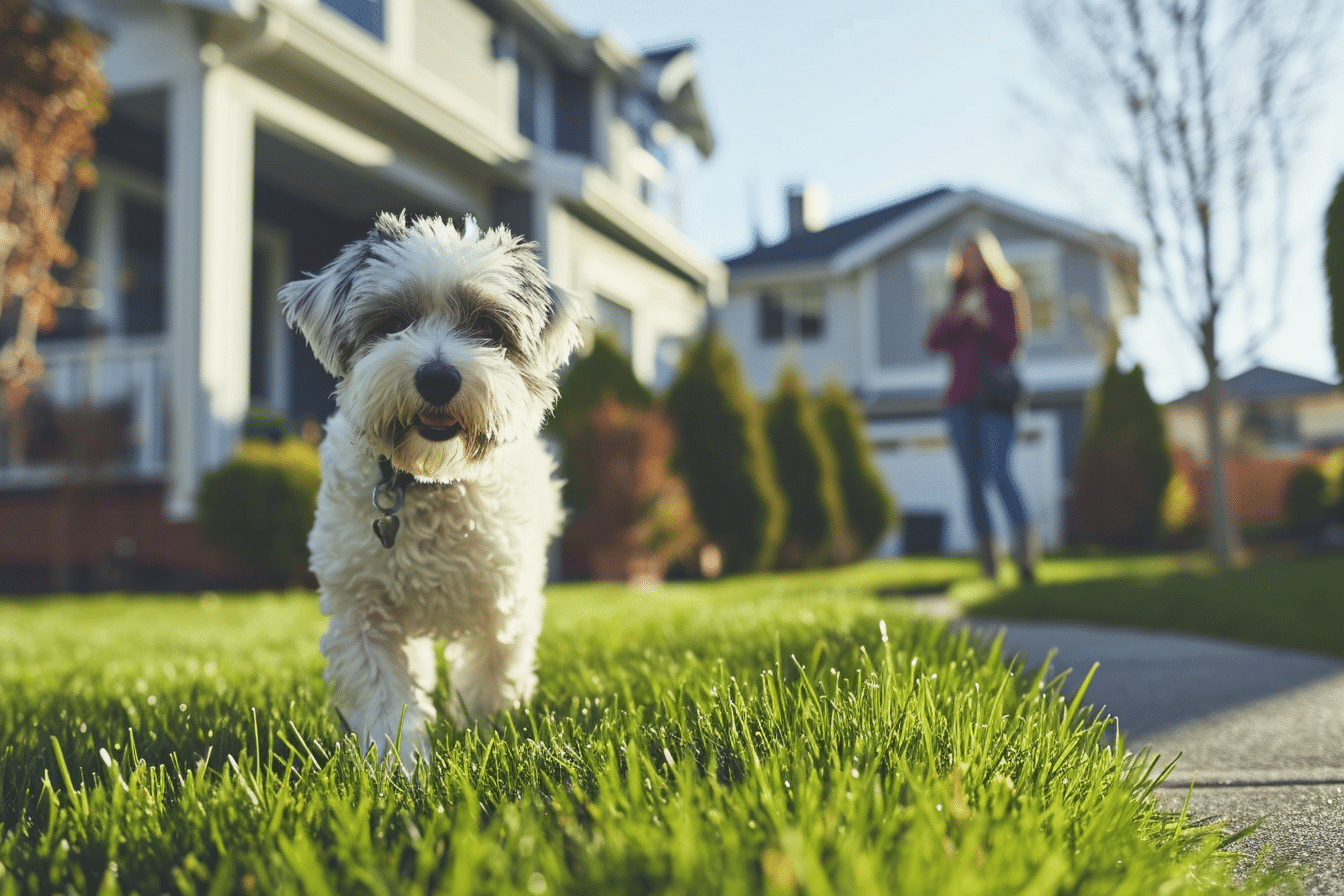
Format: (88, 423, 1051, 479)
(373, 514, 400, 548)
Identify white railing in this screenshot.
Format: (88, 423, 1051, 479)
(0, 337, 169, 486)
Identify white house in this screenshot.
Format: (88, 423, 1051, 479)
(719, 185, 1140, 554)
(0, 0, 724, 583)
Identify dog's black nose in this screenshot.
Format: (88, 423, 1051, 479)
(414, 360, 462, 406)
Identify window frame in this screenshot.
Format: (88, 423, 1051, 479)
(757, 286, 826, 344)
(911, 240, 1065, 344)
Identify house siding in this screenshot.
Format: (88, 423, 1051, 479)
(563, 215, 707, 385)
(874, 251, 923, 367)
(413, 0, 501, 121)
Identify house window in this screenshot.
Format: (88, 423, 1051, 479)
(320, 0, 385, 39)
(914, 242, 1062, 339)
(40, 193, 99, 341)
(120, 196, 165, 336)
(554, 67, 592, 157)
(758, 290, 825, 343)
(594, 294, 633, 354)
(1240, 401, 1298, 452)
(918, 263, 953, 317)
(517, 55, 537, 142)
(1013, 256, 1061, 336)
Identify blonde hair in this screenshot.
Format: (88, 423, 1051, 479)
(946, 226, 1032, 346)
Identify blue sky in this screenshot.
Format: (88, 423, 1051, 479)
(549, 0, 1344, 401)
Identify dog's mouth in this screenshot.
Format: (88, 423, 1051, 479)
(413, 410, 464, 441)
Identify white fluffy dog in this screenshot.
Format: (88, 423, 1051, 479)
(279, 212, 583, 772)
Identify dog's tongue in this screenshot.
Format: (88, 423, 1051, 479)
(417, 411, 460, 428)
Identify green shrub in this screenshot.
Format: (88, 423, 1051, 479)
(818, 380, 899, 559)
(1071, 363, 1174, 547)
(1283, 464, 1328, 533)
(765, 367, 847, 569)
(198, 438, 321, 586)
(550, 332, 653, 511)
(664, 333, 785, 574)
(549, 331, 653, 438)
(1326, 174, 1344, 387)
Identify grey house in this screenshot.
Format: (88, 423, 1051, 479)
(719, 186, 1140, 553)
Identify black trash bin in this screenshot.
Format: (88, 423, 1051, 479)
(902, 512, 946, 555)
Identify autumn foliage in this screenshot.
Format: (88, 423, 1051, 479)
(0, 0, 107, 411)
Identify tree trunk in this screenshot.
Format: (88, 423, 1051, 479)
(1199, 346, 1241, 566)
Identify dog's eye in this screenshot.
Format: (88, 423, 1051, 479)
(469, 317, 506, 346)
(373, 314, 411, 337)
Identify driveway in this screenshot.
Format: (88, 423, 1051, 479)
(961, 619, 1344, 894)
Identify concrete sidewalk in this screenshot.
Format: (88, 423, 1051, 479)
(959, 619, 1344, 894)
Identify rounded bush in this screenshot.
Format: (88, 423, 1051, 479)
(1283, 465, 1327, 532)
(198, 438, 321, 586)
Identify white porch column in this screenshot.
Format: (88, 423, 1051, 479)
(164, 60, 255, 520)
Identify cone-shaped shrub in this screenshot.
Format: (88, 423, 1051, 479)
(560, 398, 701, 583)
(550, 331, 653, 510)
(1326, 174, 1344, 388)
(765, 367, 847, 569)
(1071, 362, 1174, 547)
(818, 380, 899, 559)
(664, 333, 785, 574)
(549, 331, 653, 437)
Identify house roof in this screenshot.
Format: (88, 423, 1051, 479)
(639, 42, 714, 156)
(725, 187, 953, 274)
(1169, 365, 1341, 404)
(726, 186, 1140, 284)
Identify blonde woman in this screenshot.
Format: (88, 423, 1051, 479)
(925, 228, 1036, 584)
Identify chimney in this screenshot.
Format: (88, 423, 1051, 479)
(786, 182, 829, 238)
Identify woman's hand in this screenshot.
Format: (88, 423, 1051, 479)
(954, 289, 990, 328)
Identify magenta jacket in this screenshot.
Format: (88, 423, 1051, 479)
(925, 280, 1021, 408)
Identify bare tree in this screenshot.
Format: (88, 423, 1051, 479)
(1022, 0, 1335, 566)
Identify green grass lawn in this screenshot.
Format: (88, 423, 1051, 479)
(0, 568, 1292, 895)
(968, 553, 1344, 658)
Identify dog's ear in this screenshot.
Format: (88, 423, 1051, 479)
(538, 284, 586, 373)
(493, 231, 586, 372)
(279, 220, 401, 376)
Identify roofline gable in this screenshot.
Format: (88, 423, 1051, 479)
(831, 187, 1138, 275)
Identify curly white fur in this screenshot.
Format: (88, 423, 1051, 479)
(279, 213, 583, 772)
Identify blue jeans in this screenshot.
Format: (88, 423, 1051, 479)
(945, 403, 1030, 538)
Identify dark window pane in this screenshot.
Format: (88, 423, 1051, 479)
(554, 67, 592, 156)
(492, 186, 532, 239)
(250, 246, 270, 403)
(320, 0, 384, 38)
(517, 57, 537, 141)
(120, 197, 165, 336)
(799, 307, 824, 339)
(758, 293, 784, 342)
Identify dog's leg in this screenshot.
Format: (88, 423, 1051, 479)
(320, 611, 437, 773)
(444, 601, 542, 726)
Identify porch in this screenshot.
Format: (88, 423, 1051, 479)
(0, 337, 168, 487)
